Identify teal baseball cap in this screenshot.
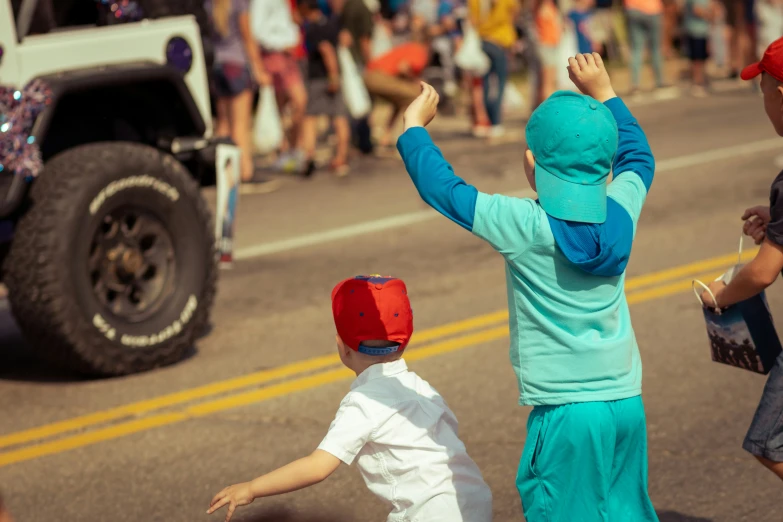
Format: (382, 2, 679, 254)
(525, 91, 618, 224)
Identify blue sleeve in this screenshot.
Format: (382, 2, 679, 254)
(396, 127, 478, 231)
(604, 97, 654, 192)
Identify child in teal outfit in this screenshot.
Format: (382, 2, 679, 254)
(397, 53, 658, 521)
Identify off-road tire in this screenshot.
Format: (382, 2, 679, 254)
(4, 142, 217, 376)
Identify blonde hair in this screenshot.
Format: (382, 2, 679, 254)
(212, 0, 231, 38)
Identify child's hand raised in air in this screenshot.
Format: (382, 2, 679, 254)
(567, 53, 616, 103)
(403, 82, 440, 132)
(207, 482, 255, 522)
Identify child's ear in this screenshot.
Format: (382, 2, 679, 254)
(525, 149, 535, 169)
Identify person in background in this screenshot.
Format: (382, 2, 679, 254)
(569, 0, 596, 54)
(207, 0, 270, 184)
(624, 0, 666, 96)
(251, 0, 308, 173)
(683, 0, 716, 96)
(363, 29, 431, 150)
(336, 0, 376, 154)
(469, 0, 521, 138)
(755, 0, 783, 62)
(299, 0, 352, 176)
(532, 0, 562, 108)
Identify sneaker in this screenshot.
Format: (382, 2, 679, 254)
(444, 80, 459, 97)
(473, 124, 491, 138)
(652, 85, 679, 100)
(490, 125, 506, 138)
(277, 150, 304, 174)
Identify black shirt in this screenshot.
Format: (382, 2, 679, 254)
(306, 16, 341, 79)
(340, 0, 374, 65)
(768, 170, 783, 248)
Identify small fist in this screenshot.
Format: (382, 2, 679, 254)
(742, 205, 771, 245)
(403, 82, 440, 131)
(567, 53, 616, 103)
(701, 280, 727, 310)
(207, 482, 255, 522)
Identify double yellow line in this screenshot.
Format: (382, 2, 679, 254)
(0, 248, 758, 469)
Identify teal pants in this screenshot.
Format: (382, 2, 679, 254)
(516, 396, 659, 522)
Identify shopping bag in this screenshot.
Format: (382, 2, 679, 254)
(371, 23, 393, 59)
(338, 47, 372, 119)
(214, 144, 242, 268)
(693, 236, 783, 374)
(253, 86, 283, 154)
(454, 20, 491, 76)
(557, 21, 580, 91)
(503, 82, 525, 113)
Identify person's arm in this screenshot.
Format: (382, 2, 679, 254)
(397, 127, 479, 231)
(207, 450, 341, 522)
(706, 239, 783, 308)
(319, 40, 341, 90)
(604, 97, 655, 192)
(239, 10, 271, 86)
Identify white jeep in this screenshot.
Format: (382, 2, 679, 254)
(0, 0, 223, 376)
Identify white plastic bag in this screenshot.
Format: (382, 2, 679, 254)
(254, 86, 283, 154)
(454, 20, 490, 76)
(371, 23, 393, 59)
(338, 47, 372, 119)
(503, 82, 525, 113)
(557, 21, 580, 91)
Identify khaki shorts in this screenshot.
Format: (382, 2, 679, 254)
(362, 70, 420, 110)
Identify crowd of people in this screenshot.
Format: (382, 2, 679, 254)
(206, 0, 783, 184)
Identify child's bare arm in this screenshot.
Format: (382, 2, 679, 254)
(319, 41, 341, 91)
(702, 239, 783, 308)
(208, 450, 341, 522)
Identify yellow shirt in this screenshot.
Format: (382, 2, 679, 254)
(469, 0, 520, 49)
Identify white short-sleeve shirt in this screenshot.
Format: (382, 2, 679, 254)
(318, 359, 493, 522)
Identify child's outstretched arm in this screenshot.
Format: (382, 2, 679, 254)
(207, 450, 341, 522)
(396, 83, 478, 231)
(568, 53, 655, 193)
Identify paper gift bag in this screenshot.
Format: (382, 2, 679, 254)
(694, 237, 783, 374)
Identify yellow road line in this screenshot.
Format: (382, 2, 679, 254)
(625, 249, 756, 292)
(0, 309, 511, 451)
(0, 249, 749, 463)
(0, 327, 509, 468)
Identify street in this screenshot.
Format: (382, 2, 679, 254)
(1, 84, 782, 522)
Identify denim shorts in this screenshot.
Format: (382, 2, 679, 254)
(743, 350, 783, 462)
(212, 62, 253, 98)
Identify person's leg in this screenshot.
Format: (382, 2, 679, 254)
(516, 402, 615, 522)
(331, 116, 350, 170)
(481, 41, 505, 126)
(743, 351, 783, 481)
(648, 13, 665, 87)
(229, 89, 256, 182)
(215, 97, 232, 138)
(626, 10, 646, 90)
(607, 396, 659, 522)
(283, 56, 308, 156)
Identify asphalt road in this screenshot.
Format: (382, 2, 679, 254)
(2, 84, 783, 522)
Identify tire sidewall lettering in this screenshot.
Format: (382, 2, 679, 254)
(89, 174, 180, 216)
(93, 295, 199, 348)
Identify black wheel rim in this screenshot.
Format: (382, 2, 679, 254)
(88, 207, 176, 323)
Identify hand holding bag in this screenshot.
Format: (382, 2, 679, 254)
(693, 235, 783, 374)
(253, 86, 283, 154)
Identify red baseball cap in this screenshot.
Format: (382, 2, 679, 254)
(742, 36, 783, 82)
(331, 276, 414, 355)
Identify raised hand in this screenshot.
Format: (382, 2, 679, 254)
(567, 53, 616, 103)
(403, 82, 440, 131)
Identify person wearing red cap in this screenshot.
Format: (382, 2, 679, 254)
(208, 275, 493, 522)
(701, 36, 783, 481)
